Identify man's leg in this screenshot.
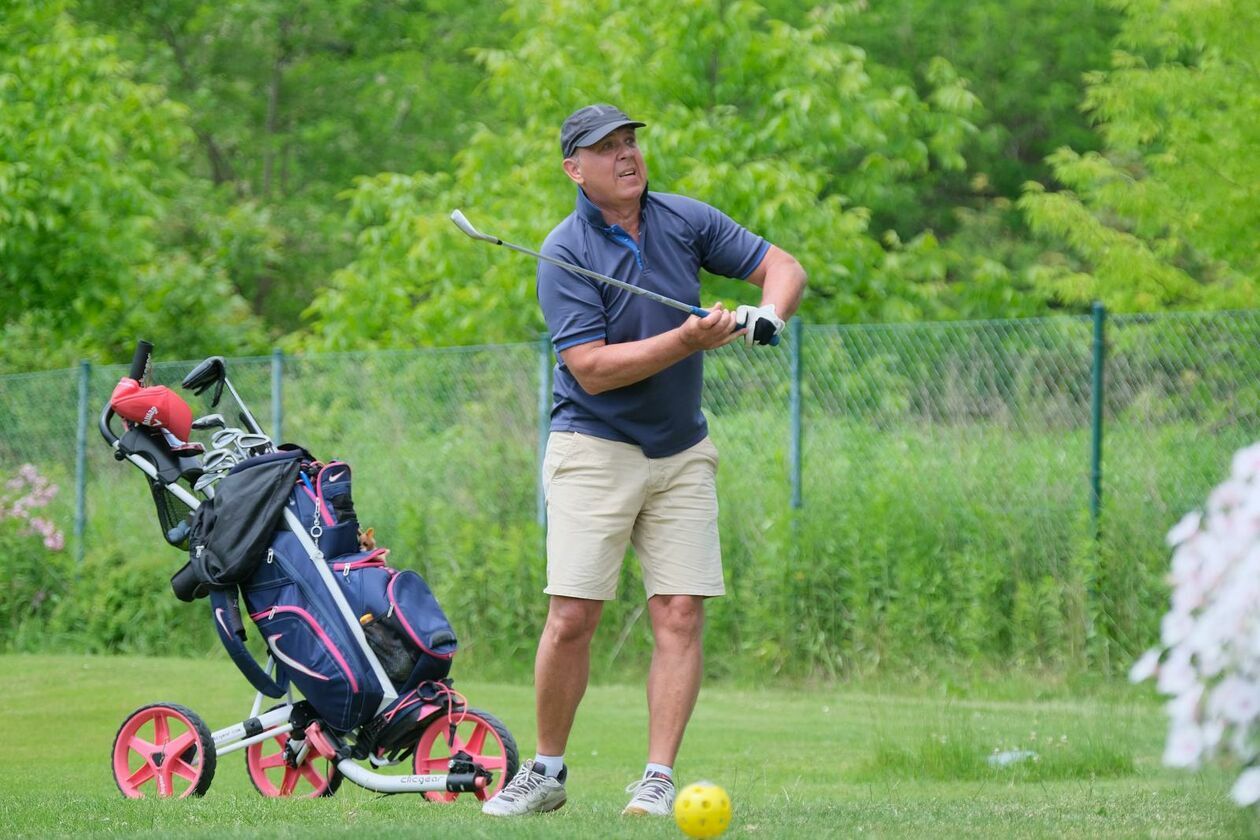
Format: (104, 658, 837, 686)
(620, 593, 705, 816)
(536, 595, 604, 755)
(482, 595, 604, 817)
(645, 593, 705, 766)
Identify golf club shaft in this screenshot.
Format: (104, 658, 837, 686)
(498, 240, 706, 318)
(450, 209, 778, 345)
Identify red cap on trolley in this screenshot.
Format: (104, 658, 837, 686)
(110, 377, 194, 442)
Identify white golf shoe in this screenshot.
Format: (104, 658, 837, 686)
(622, 770, 675, 816)
(481, 759, 567, 816)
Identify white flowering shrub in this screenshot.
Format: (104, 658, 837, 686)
(1130, 441, 1260, 806)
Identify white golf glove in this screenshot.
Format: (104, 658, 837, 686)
(735, 303, 785, 347)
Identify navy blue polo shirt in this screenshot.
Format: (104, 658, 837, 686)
(537, 188, 768, 458)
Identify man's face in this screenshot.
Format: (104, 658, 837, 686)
(565, 126, 647, 209)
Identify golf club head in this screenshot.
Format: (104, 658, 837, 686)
(234, 433, 273, 457)
(181, 356, 226, 394)
(193, 472, 223, 494)
(450, 209, 501, 244)
(210, 428, 244, 450)
(201, 447, 240, 474)
(182, 356, 227, 408)
(191, 413, 226, 431)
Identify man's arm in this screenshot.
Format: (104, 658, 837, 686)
(559, 303, 739, 395)
(743, 244, 807, 319)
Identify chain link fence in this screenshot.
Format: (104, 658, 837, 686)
(2, 308, 1257, 677)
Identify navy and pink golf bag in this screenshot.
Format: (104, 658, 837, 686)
(100, 340, 517, 800)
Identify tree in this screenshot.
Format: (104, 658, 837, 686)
(0, 0, 266, 372)
(300, 0, 987, 349)
(78, 0, 507, 327)
(838, 0, 1119, 202)
(1019, 0, 1259, 312)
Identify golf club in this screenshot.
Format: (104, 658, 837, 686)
(449, 209, 779, 346)
(193, 471, 225, 494)
(211, 427, 245, 451)
(181, 354, 267, 435)
(234, 432, 273, 458)
(192, 413, 226, 431)
(201, 447, 241, 475)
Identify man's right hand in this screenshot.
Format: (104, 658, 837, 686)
(679, 302, 741, 351)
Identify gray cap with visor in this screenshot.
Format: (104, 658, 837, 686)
(560, 104, 646, 158)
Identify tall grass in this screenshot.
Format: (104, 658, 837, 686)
(2, 413, 1239, 683)
(3, 313, 1256, 681)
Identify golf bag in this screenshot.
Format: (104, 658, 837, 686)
(101, 341, 517, 801)
(203, 450, 458, 732)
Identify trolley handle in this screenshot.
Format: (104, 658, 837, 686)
(128, 340, 153, 382)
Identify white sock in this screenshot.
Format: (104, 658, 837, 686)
(645, 762, 673, 779)
(533, 753, 564, 778)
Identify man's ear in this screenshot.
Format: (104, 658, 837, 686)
(562, 156, 584, 185)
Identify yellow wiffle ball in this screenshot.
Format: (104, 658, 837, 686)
(674, 780, 732, 838)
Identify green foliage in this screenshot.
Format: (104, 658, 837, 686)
(10, 0, 1255, 370)
(16, 411, 1186, 678)
(52, 549, 216, 654)
(77, 0, 507, 327)
(11, 306, 1253, 676)
(0, 0, 268, 373)
(1020, 0, 1260, 312)
(0, 463, 70, 648)
(841, 0, 1118, 201)
(299, 0, 993, 348)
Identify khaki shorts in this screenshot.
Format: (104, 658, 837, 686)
(542, 432, 725, 600)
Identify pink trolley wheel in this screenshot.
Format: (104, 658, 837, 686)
(413, 706, 518, 803)
(111, 702, 216, 799)
(245, 715, 342, 798)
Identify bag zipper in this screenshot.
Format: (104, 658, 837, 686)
(332, 548, 389, 576)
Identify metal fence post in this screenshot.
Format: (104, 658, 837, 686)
(537, 332, 552, 528)
(1090, 302, 1106, 535)
(271, 348, 284, 441)
(790, 317, 803, 510)
(74, 360, 90, 566)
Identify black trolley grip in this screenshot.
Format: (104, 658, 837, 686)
(128, 340, 153, 383)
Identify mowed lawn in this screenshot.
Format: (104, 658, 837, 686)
(0, 654, 1255, 839)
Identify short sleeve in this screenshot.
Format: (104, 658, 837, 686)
(537, 245, 606, 352)
(686, 198, 769, 280)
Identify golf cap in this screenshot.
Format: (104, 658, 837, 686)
(109, 377, 194, 442)
(560, 104, 645, 158)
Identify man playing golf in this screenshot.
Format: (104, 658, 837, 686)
(482, 104, 806, 818)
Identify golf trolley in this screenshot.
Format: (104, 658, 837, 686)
(100, 340, 518, 800)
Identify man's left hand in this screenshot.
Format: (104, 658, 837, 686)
(735, 303, 785, 347)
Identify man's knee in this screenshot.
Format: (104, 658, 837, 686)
(649, 594, 705, 642)
(544, 596, 603, 645)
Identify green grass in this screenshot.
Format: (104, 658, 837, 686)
(1, 655, 1257, 838)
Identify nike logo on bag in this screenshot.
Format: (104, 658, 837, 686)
(327, 471, 346, 482)
(267, 634, 330, 681)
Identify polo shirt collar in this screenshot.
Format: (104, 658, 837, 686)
(575, 185, 650, 229)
